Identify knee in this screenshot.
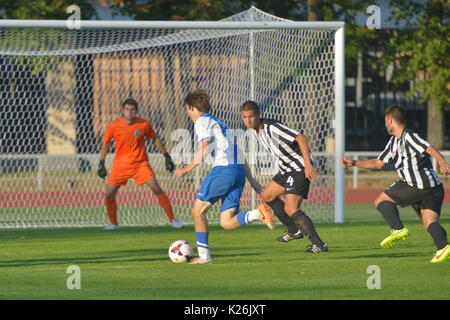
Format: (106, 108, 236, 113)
(191, 200, 211, 221)
(261, 191, 275, 203)
(374, 192, 393, 208)
(422, 216, 439, 231)
(374, 196, 387, 208)
(150, 184, 163, 195)
(152, 186, 163, 195)
(284, 204, 298, 216)
(374, 197, 382, 208)
(192, 207, 206, 220)
(191, 207, 199, 218)
(105, 192, 115, 200)
(220, 212, 236, 230)
(220, 220, 234, 230)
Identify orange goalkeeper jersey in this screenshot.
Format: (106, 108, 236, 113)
(103, 117, 157, 166)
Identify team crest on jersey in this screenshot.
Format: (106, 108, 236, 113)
(134, 129, 140, 137)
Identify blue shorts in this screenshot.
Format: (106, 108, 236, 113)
(197, 164, 246, 213)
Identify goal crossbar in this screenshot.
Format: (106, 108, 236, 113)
(0, 19, 344, 30)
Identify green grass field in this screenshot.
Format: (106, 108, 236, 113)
(0, 204, 449, 300)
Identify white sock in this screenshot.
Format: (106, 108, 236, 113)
(246, 209, 260, 223)
(197, 245, 210, 260)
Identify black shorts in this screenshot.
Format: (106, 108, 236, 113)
(272, 170, 310, 199)
(384, 180, 444, 216)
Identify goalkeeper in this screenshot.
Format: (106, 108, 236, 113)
(97, 98, 184, 229)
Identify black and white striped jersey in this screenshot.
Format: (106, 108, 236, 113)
(378, 128, 441, 189)
(254, 119, 315, 174)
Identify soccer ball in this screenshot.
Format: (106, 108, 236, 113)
(168, 240, 193, 263)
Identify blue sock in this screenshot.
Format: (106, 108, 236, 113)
(236, 211, 250, 226)
(196, 232, 210, 258)
(236, 209, 259, 226)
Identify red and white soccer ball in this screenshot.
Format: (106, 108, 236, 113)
(169, 240, 193, 263)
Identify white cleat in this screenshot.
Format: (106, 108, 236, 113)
(189, 257, 212, 264)
(170, 219, 185, 229)
(103, 224, 119, 230)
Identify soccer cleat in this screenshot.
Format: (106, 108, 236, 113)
(103, 224, 119, 230)
(379, 227, 410, 248)
(430, 245, 449, 263)
(170, 219, 185, 229)
(189, 257, 212, 264)
(305, 243, 328, 253)
(257, 204, 276, 230)
(277, 230, 304, 242)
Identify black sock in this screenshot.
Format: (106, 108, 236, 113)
(266, 199, 298, 234)
(427, 222, 448, 250)
(291, 210, 323, 246)
(376, 201, 404, 230)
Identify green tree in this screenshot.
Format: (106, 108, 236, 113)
(0, 0, 97, 19)
(385, 0, 449, 148)
(110, 0, 226, 20)
(111, 0, 365, 22)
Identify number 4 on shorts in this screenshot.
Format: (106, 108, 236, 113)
(287, 176, 294, 186)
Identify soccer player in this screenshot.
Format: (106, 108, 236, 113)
(240, 101, 328, 253)
(98, 98, 184, 230)
(173, 90, 276, 264)
(341, 104, 450, 263)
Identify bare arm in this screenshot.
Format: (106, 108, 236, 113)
(295, 133, 317, 181)
(173, 140, 210, 177)
(236, 145, 262, 192)
(341, 157, 385, 170)
(152, 136, 168, 155)
(98, 142, 111, 179)
(99, 142, 111, 161)
(241, 160, 264, 195)
(151, 135, 175, 172)
(426, 146, 450, 176)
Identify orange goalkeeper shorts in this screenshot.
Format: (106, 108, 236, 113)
(107, 160, 155, 187)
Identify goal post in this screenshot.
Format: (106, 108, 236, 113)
(334, 26, 346, 224)
(0, 8, 345, 228)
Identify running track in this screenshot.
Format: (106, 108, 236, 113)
(1, 189, 449, 208)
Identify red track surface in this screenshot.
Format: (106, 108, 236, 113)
(1, 189, 449, 208)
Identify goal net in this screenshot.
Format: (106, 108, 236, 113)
(0, 7, 343, 228)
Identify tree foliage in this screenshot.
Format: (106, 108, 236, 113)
(384, 0, 449, 111)
(0, 0, 97, 20)
(110, 0, 226, 21)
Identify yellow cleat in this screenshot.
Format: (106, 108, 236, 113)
(257, 204, 276, 230)
(430, 245, 449, 263)
(380, 228, 410, 248)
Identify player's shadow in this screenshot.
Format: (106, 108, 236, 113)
(204, 246, 261, 259)
(340, 251, 425, 260)
(0, 248, 170, 268)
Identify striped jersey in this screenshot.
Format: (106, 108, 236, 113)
(254, 119, 315, 174)
(377, 128, 441, 189)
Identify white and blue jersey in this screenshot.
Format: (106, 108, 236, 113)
(195, 113, 245, 213)
(194, 113, 239, 167)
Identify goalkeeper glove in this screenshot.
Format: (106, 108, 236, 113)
(97, 159, 107, 179)
(163, 152, 175, 173)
